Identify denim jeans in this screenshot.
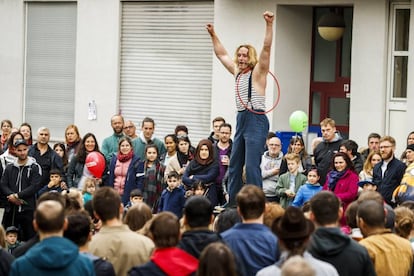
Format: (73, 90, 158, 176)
(228, 110, 269, 206)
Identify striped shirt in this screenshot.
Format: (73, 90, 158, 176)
(235, 70, 266, 111)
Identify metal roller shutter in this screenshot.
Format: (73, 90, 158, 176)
(25, 2, 77, 137)
(120, 1, 213, 144)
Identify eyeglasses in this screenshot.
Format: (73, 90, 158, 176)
(123, 126, 134, 130)
(269, 144, 281, 147)
(379, 145, 392, 149)
(177, 135, 188, 139)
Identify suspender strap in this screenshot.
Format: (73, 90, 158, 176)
(236, 71, 254, 108)
(247, 72, 252, 104)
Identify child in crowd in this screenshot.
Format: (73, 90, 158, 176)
(185, 181, 207, 198)
(5, 226, 22, 255)
(292, 168, 322, 208)
(143, 144, 165, 212)
(124, 188, 144, 213)
(158, 171, 186, 218)
(358, 180, 377, 192)
(62, 188, 84, 213)
(82, 177, 97, 204)
(276, 153, 307, 209)
(38, 169, 65, 195)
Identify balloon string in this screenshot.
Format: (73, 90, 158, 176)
(236, 71, 281, 115)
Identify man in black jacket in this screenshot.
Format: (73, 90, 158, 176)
(178, 196, 222, 258)
(372, 135, 406, 207)
(28, 127, 63, 188)
(313, 118, 343, 185)
(308, 191, 376, 276)
(0, 139, 42, 241)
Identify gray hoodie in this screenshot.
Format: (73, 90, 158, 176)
(261, 151, 283, 197)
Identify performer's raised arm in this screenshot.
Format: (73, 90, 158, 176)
(206, 23, 236, 75)
(253, 11, 275, 95)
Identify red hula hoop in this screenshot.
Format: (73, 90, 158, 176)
(236, 71, 281, 115)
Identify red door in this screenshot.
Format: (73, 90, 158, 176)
(309, 7, 353, 139)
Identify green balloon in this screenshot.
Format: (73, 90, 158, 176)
(289, 111, 308, 132)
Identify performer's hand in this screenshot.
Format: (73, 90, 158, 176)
(206, 23, 215, 36)
(263, 11, 274, 23)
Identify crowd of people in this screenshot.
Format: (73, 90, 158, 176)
(0, 114, 413, 275)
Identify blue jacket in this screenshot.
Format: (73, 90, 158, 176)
(108, 154, 145, 205)
(292, 183, 322, 207)
(221, 223, 279, 276)
(10, 236, 94, 276)
(373, 156, 406, 207)
(158, 186, 186, 218)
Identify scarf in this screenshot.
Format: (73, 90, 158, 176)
(327, 169, 347, 191)
(177, 150, 194, 167)
(0, 134, 7, 148)
(117, 150, 133, 162)
(143, 160, 164, 212)
(194, 139, 214, 165)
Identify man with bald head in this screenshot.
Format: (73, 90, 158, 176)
(123, 120, 138, 139)
(102, 114, 125, 162)
(261, 136, 283, 202)
(9, 200, 94, 275)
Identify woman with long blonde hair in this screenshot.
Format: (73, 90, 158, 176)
(359, 151, 382, 181)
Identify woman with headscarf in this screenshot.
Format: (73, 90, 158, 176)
(182, 139, 219, 206)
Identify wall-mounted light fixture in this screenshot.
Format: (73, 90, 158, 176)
(317, 11, 346, 41)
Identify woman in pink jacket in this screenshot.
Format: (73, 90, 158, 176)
(323, 152, 359, 226)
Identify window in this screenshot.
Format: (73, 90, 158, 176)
(390, 4, 410, 99)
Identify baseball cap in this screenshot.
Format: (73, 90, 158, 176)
(358, 180, 376, 188)
(13, 139, 28, 147)
(6, 226, 19, 234)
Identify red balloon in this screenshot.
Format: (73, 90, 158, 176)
(85, 151, 105, 178)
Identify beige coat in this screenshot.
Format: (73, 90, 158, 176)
(90, 224, 154, 276)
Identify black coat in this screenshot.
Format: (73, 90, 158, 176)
(373, 157, 406, 207)
(0, 157, 42, 212)
(313, 137, 343, 185)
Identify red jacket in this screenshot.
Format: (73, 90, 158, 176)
(323, 169, 359, 224)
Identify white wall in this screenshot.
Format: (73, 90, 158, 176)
(349, 0, 389, 149)
(74, 0, 121, 144)
(273, 5, 313, 133)
(0, 1, 24, 123)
